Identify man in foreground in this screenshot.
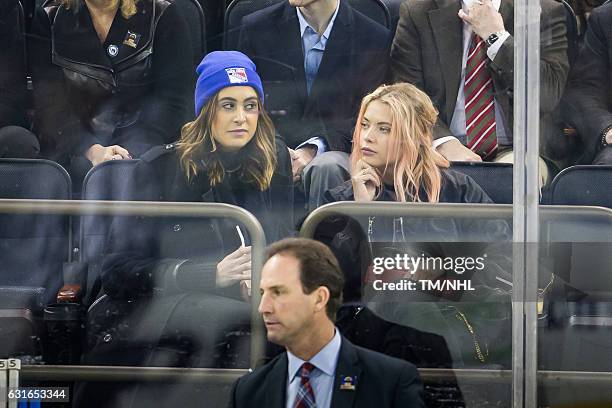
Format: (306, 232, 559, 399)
(229, 238, 424, 407)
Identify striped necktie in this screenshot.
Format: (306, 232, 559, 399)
(293, 362, 317, 408)
(465, 34, 498, 159)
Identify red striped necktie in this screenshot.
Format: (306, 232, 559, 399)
(465, 33, 498, 159)
(293, 362, 317, 408)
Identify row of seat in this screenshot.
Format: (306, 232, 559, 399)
(0, 157, 610, 305)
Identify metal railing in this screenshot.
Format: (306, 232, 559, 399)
(0, 199, 267, 368)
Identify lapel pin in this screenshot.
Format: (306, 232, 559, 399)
(123, 31, 141, 48)
(339, 375, 357, 391)
(107, 44, 119, 57)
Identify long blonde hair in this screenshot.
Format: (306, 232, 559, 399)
(62, 0, 139, 19)
(176, 92, 277, 191)
(351, 83, 450, 203)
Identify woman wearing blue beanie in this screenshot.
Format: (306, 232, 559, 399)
(78, 51, 293, 394)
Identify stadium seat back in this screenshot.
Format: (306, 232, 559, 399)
(0, 159, 71, 305)
(549, 165, 612, 208)
(223, 0, 390, 49)
(169, 0, 207, 65)
(450, 161, 513, 204)
(561, 0, 580, 66)
(379, 0, 404, 35)
(80, 160, 141, 265)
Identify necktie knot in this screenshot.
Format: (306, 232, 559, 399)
(300, 362, 316, 378)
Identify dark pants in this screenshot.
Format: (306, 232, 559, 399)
(0, 126, 39, 158)
(593, 145, 612, 165)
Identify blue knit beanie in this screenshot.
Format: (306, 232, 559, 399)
(194, 51, 264, 117)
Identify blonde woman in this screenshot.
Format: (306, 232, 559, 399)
(323, 83, 510, 302)
(326, 82, 491, 205)
(30, 0, 192, 184)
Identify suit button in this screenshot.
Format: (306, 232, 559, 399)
(173, 224, 182, 232)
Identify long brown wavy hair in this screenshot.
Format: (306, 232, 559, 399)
(351, 83, 450, 203)
(176, 92, 277, 191)
(61, 0, 139, 19)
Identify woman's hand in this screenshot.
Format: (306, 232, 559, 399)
(85, 144, 132, 166)
(216, 246, 251, 288)
(351, 159, 381, 202)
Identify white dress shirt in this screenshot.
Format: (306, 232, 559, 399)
(434, 0, 511, 149)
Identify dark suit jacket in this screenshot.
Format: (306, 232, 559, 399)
(562, 2, 612, 164)
(229, 336, 425, 408)
(390, 0, 568, 161)
(238, 1, 390, 152)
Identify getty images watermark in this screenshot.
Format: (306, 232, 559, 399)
(368, 252, 488, 292)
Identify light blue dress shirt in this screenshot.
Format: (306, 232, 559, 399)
(294, 2, 339, 156)
(286, 329, 342, 408)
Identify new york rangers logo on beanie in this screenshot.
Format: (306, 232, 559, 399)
(194, 51, 264, 116)
(226, 68, 249, 84)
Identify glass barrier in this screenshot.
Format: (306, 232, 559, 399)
(0, 200, 267, 407)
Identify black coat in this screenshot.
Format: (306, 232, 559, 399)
(319, 169, 512, 302)
(0, 0, 27, 128)
(562, 2, 612, 164)
(237, 1, 391, 152)
(30, 0, 193, 162)
(229, 336, 425, 408)
(101, 137, 294, 300)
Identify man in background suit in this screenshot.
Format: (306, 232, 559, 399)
(390, 0, 568, 182)
(229, 238, 425, 408)
(238, 0, 390, 211)
(562, 2, 612, 165)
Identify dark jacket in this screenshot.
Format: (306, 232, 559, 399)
(30, 0, 192, 162)
(319, 169, 512, 302)
(0, 0, 28, 128)
(390, 0, 569, 161)
(562, 2, 612, 164)
(229, 336, 425, 408)
(101, 137, 294, 300)
(237, 1, 391, 152)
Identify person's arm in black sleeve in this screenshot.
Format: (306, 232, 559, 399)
(113, 3, 193, 152)
(270, 136, 295, 239)
(29, 5, 98, 160)
(562, 6, 612, 158)
(393, 362, 425, 408)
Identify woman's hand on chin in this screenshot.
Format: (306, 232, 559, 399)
(351, 159, 381, 202)
(85, 144, 132, 166)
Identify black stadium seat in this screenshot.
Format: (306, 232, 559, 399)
(80, 160, 140, 298)
(170, 0, 207, 65)
(548, 165, 612, 208)
(379, 0, 404, 35)
(223, 0, 390, 49)
(0, 159, 71, 357)
(450, 161, 513, 204)
(561, 0, 580, 67)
